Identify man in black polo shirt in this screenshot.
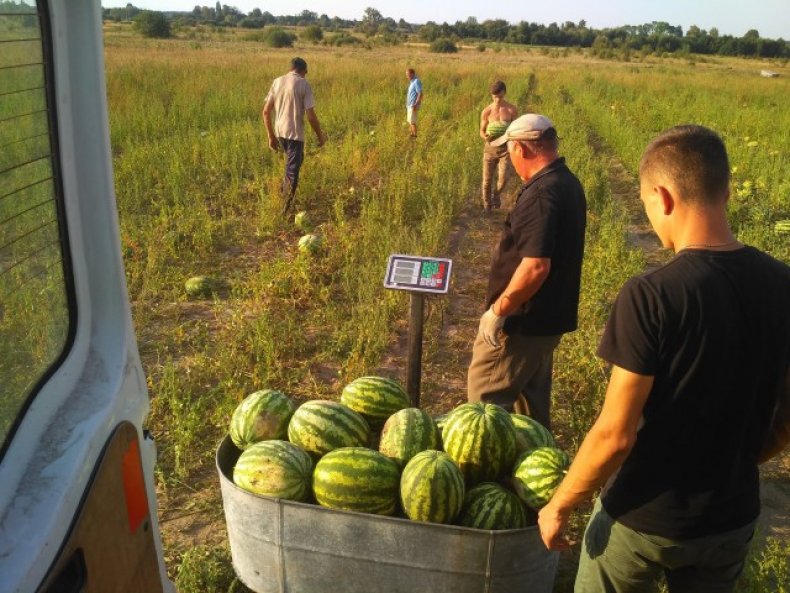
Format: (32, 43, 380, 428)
(467, 114, 587, 430)
(538, 125, 790, 592)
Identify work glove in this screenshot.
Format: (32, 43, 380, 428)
(478, 306, 506, 348)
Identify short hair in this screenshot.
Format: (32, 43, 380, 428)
(639, 125, 730, 205)
(490, 80, 506, 95)
(291, 57, 308, 73)
(407, 68, 415, 76)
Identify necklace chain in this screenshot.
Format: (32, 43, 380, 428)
(681, 239, 740, 251)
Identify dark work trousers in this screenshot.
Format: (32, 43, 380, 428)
(278, 137, 304, 212)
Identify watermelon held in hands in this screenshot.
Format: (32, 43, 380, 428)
(340, 376, 410, 431)
(229, 389, 296, 449)
(298, 233, 321, 254)
(512, 446, 570, 510)
(313, 447, 400, 515)
(400, 450, 465, 524)
(457, 482, 528, 530)
(232, 440, 313, 501)
(441, 402, 517, 484)
(379, 408, 440, 469)
(184, 275, 215, 298)
(486, 120, 509, 140)
(287, 400, 371, 458)
(511, 413, 555, 454)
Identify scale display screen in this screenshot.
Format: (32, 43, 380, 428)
(383, 254, 453, 294)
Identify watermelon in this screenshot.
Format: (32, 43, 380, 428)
(774, 220, 790, 235)
(400, 450, 465, 524)
(441, 402, 517, 484)
(294, 210, 311, 231)
(457, 482, 528, 530)
(287, 400, 370, 458)
(313, 447, 400, 515)
(340, 376, 410, 431)
(298, 233, 321, 254)
(232, 440, 313, 501)
(512, 446, 570, 510)
(511, 413, 555, 454)
(486, 121, 509, 140)
(229, 389, 295, 449)
(184, 275, 214, 298)
(379, 408, 440, 469)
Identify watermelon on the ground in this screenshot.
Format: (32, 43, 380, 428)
(512, 446, 570, 510)
(232, 440, 313, 501)
(442, 402, 517, 484)
(294, 210, 311, 231)
(511, 413, 555, 454)
(298, 233, 321, 254)
(313, 447, 400, 515)
(287, 400, 370, 458)
(457, 482, 528, 530)
(229, 389, 295, 449)
(379, 408, 440, 468)
(400, 450, 465, 524)
(185, 275, 214, 298)
(486, 121, 509, 140)
(340, 376, 410, 431)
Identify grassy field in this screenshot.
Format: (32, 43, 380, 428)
(101, 26, 790, 592)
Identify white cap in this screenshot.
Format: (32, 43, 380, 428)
(490, 113, 555, 147)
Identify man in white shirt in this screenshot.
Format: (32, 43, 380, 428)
(263, 57, 326, 212)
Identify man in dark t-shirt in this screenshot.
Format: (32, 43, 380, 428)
(538, 125, 790, 593)
(467, 114, 587, 430)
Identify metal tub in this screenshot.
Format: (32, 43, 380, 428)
(217, 436, 558, 593)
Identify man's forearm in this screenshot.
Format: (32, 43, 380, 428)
(491, 257, 550, 316)
(263, 108, 276, 139)
(306, 109, 323, 137)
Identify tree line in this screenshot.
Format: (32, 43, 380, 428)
(102, 3, 789, 59)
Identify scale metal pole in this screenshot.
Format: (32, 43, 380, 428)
(406, 292, 424, 408)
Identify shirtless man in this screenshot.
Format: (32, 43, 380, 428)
(480, 80, 518, 212)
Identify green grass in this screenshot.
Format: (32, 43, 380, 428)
(98, 28, 790, 592)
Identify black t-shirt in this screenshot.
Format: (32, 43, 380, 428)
(598, 246, 790, 538)
(485, 157, 587, 335)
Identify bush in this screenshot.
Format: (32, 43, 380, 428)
(133, 11, 170, 39)
(301, 25, 323, 43)
(325, 32, 361, 46)
(265, 28, 296, 48)
(430, 38, 458, 53)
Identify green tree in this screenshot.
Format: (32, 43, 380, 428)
(133, 11, 171, 38)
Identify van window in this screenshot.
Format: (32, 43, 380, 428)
(0, 1, 72, 454)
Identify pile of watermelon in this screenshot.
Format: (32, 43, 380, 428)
(229, 377, 571, 530)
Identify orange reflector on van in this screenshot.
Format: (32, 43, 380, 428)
(121, 438, 149, 533)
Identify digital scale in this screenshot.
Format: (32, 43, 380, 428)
(383, 254, 453, 294)
(383, 254, 454, 407)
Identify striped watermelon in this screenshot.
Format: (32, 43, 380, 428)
(442, 402, 517, 484)
(232, 440, 313, 501)
(486, 121, 509, 140)
(313, 447, 400, 515)
(229, 389, 296, 449)
(379, 408, 440, 468)
(400, 450, 465, 524)
(457, 482, 528, 530)
(511, 413, 555, 454)
(340, 376, 410, 430)
(287, 400, 370, 458)
(512, 446, 570, 510)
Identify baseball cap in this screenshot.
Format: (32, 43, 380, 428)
(490, 113, 555, 147)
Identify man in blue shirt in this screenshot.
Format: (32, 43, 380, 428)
(405, 68, 423, 138)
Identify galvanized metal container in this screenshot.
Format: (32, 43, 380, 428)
(217, 436, 558, 593)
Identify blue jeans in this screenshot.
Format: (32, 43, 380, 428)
(278, 137, 304, 208)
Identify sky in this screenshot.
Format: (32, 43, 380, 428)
(101, 0, 790, 39)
